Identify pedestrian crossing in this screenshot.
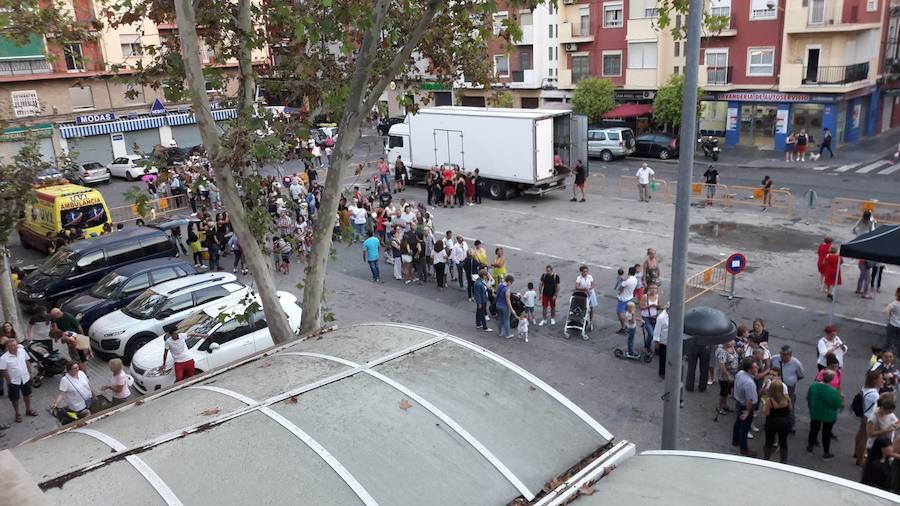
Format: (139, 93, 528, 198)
(809, 159, 900, 176)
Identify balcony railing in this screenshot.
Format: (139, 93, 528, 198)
(802, 62, 869, 85)
(706, 66, 732, 85)
(0, 59, 52, 76)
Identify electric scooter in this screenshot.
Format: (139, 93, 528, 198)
(613, 325, 653, 363)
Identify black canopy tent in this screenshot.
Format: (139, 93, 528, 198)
(840, 224, 900, 265)
(828, 224, 900, 323)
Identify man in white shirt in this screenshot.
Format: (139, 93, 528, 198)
(162, 323, 196, 383)
(449, 236, 469, 289)
(617, 266, 638, 334)
(653, 307, 669, 379)
(289, 178, 305, 203)
(349, 203, 368, 242)
(635, 163, 655, 202)
(0, 340, 37, 422)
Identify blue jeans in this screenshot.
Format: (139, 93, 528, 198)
(476, 303, 487, 329)
(496, 305, 511, 336)
(379, 174, 391, 192)
(643, 319, 656, 352)
(627, 327, 636, 355)
(208, 244, 220, 270)
(367, 260, 380, 281)
(732, 403, 754, 451)
(353, 222, 365, 241)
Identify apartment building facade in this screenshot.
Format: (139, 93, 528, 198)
(468, 0, 888, 150)
(0, 0, 266, 165)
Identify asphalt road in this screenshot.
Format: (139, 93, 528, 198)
(4, 130, 900, 486)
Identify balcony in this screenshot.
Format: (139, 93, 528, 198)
(780, 60, 875, 90)
(705, 66, 732, 85)
(510, 69, 539, 88)
(515, 24, 534, 45)
(559, 21, 594, 43)
(802, 62, 869, 85)
(0, 59, 52, 76)
(785, 0, 882, 33)
(701, 15, 737, 37)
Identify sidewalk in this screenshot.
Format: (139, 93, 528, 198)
(654, 127, 900, 170)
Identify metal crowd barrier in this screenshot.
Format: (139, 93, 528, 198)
(616, 175, 670, 203)
(685, 259, 728, 304)
(829, 197, 900, 225)
(109, 195, 189, 225)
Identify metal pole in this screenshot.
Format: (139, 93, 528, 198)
(661, 0, 703, 450)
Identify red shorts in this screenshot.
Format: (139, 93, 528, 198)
(575, 181, 585, 189)
(174, 359, 196, 382)
(541, 295, 556, 309)
(796, 145, 807, 153)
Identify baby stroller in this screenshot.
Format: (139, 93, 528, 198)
(490, 291, 525, 329)
(564, 290, 592, 340)
(24, 339, 67, 388)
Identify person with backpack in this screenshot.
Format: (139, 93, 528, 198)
(855, 371, 885, 466)
(807, 369, 843, 459)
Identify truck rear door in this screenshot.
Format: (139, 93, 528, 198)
(535, 119, 554, 180)
(433, 129, 465, 167)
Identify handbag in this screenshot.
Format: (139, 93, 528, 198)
(66, 374, 93, 409)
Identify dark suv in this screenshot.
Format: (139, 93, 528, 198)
(632, 133, 680, 160)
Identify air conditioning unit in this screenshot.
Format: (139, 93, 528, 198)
(565, 43, 579, 52)
(642, 90, 656, 99)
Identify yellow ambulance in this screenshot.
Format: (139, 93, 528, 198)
(19, 184, 111, 253)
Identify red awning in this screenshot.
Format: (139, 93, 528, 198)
(602, 103, 653, 119)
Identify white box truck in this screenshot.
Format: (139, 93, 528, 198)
(386, 106, 587, 200)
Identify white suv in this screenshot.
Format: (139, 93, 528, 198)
(89, 273, 247, 363)
(129, 291, 302, 393)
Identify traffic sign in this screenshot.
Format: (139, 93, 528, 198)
(725, 253, 747, 275)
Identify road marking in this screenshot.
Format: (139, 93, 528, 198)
(856, 160, 890, 174)
(833, 164, 857, 173)
(812, 166, 830, 171)
(496, 243, 522, 251)
(587, 263, 614, 270)
(834, 314, 883, 326)
(767, 300, 806, 310)
(535, 251, 564, 260)
(878, 164, 900, 175)
(553, 216, 673, 238)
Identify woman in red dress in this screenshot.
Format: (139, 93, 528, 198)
(816, 235, 833, 291)
(822, 245, 842, 300)
(464, 173, 476, 205)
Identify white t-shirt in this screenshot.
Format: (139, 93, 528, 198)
(867, 411, 899, 448)
(889, 301, 900, 328)
(619, 276, 638, 302)
(636, 167, 655, 184)
(112, 370, 131, 400)
(575, 274, 594, 291)
(523, 290, 537, 308)
(165, 335, 192, 364)
(352, 207, 368, 225)
(816, 336, 846, 367)
(59, 371, 91, 412)
(0, 348, 30, 385)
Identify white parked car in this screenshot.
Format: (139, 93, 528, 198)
(108, 154, 157, 181)
(129, 291, 302, 393)
(89, 272, 246, 363)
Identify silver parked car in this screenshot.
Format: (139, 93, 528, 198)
(587, 127, 636, 162)
(75, 161, 111, 185)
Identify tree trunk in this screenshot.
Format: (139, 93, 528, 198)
(0, 246, 22, 337)
(299, 0, 442, 334)
(174, 0, 296, 344)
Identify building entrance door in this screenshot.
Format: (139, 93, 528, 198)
(738, 104, 777, 149)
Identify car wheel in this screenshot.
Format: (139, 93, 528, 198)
(123, 334, 154, 365)
(488, 181, 507, 200)
(125, 171, 133, 181)
(659, 149, 670, 160)
(31, 377, 42, 388)
(712, 152, 719, 162)
(600, 150, 613, 162)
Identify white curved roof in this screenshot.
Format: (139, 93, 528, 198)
(13, 323, 613, 505)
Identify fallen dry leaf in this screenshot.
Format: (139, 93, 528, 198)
(399, 399, 413, 410)
(484, 391, 490, 397)
(543, 476, 563, 493)
(258, 362, 272, 369)
(285, 396, 299, 405)
(200, 407, 221, 416)
(528, 385, 537, 391)
(579, 484, 595, 496)
(135, 399, 145, 406)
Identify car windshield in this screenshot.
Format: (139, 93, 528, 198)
(82, 162, 104, 171)
(122, 290, 167, 319)
(180, 312, 220, 347)
(39, 249, 73, 276)
(91, 272, 127, 299)
(60, 204, 107, 230)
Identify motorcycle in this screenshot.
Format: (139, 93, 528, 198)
(699, 136, 720, 162)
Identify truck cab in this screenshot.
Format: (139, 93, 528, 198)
(386, 122, 412, 176)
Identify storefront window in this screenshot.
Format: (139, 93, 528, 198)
(700, 101, 727, 135)
(790, 104, 823, 136)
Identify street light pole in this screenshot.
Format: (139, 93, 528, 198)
(661, 0, 704, 450)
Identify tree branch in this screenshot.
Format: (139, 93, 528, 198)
(236, 0, 255, 114)
(362, 0, 442, 113)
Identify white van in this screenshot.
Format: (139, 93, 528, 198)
(587, 127, 636, 161)
(89, 272, 247, 363)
